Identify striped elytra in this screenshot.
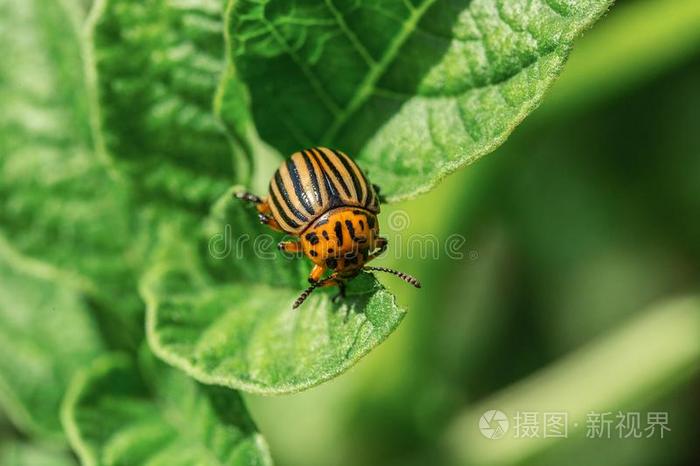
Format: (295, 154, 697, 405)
(267, 147, 379, 234)
(235, 147, 421, 309)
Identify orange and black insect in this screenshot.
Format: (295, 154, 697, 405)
(236, 147, 421, 308)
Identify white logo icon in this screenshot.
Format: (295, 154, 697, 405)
(479, 409, 509, 439)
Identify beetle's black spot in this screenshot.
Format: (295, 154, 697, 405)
(345, 220, 356, 240)
(334, 221, 344, 246)
(322, 230, 329, 240)
(367, 215, 376, 228)
(305, 232, 319, 245)
(359, 219, 365, 230)
(310, 250, 318, 257)
(352, 209, 365, 215)
(326, 258, 338, 269)
(327, 248, 334, 254)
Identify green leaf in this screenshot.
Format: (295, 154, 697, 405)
(142, 189, 406, 394)
(446, 296, 700, 465)
(62, 353, 273, 466)
(0, 442, 77, 466)
(88, 0, 243, 211)
(0, 0, 136, 300)
(221, 0, 613, 200)
(0, 259, 102, 442)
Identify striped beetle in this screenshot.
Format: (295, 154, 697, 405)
(236, 147, 420, 308)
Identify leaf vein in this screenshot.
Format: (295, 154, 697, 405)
(322, 0, 377, 67)
(262, 18, 342, 116)
(320, 0, 438, 144)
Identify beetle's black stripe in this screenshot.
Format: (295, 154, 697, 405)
(353, 162, 375, 210)
(269, 186, 300, 230)
(333, 149, 366, 203)
(367, 215, 376, 228)
(366, 184, 376, 209)
(315, 148, 351, 198)
(274, 172, 307, 223)
(334, 221, 344, 246)
(345, 220, 356, 240)
(286, 158, 315, 216)
(309, 149, 340, 206)
(300, 149, 322, 205)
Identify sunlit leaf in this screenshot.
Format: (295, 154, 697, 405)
(142, 189, 406, 394)
(221, 0, 613, 200)
(0, 0, 134, 297)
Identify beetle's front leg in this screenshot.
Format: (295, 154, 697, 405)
(292, 273, 342, 309)
(308, 264, 326, 283)
(366, 236, 388, 263)
(278, 240, 302, 254)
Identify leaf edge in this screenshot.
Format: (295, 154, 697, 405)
(141, 263, 407, 395)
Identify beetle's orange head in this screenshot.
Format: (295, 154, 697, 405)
(300, 207, 378, 276)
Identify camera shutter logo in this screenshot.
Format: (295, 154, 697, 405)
(479, 410, 509, 439)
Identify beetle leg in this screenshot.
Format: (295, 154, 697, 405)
(278, 240, 302, 253)
(235, 191, 263, 205)
(257, 213, 284, 232)
(292, 274, 343, 309)
(235, 191, 271, 217)
(236, 191, 274, 217)
(308, 264, 326, 283)
(366, 236, 388, 262)
(235, 192, 285, 232)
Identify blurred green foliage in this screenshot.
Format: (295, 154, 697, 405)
(245, 2, 700, 466)
(62, 353, 271, 466)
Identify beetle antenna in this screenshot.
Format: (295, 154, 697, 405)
(363, 266, 421, 288)
(293, 282, 319, 309)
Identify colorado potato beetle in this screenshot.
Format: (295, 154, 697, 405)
(236, 147, 421, 308)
